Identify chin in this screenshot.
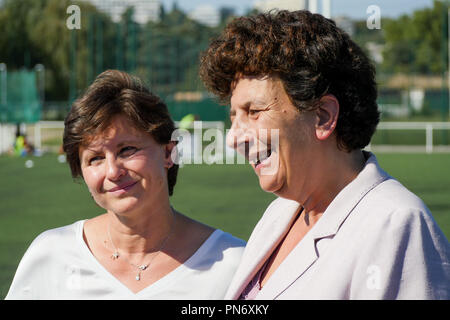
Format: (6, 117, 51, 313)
(108, 198, 141, 216)
(258, 175, 284, 194)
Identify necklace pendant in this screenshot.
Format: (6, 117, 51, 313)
(111, 252, 119, 260)
(136, 274, 141, 281)
(139, 264, 148, 270)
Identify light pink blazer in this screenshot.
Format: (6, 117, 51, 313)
(225, 152, 450, 299)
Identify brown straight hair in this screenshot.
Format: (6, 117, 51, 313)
(63, 70, 178, 195)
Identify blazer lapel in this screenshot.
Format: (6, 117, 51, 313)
(256, 224, 319, 299)
(256, 152, 391, 299)
(225, 198, 301, 299)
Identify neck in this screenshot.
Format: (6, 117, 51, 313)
(107, 200, 175, 258)
(294, 148, 365, 219)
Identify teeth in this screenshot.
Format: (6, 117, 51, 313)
(258, 150, 271, 162)
(252, 149, 271, 166)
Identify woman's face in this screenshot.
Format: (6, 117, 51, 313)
(228, 76, 317, 199)
(79, 115, 173, 216)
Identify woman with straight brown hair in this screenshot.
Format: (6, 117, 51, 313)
(6, 70, 245, 299)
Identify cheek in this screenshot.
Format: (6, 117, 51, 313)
(141, 160, 167, 184)
(82, 167, 104, 194)
(124, 157, 162, 187)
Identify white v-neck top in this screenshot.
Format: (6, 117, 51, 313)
(6, 220, 246, 300)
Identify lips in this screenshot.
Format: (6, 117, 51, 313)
(249, 148, 272, 168)
(106, 181, 138, 193)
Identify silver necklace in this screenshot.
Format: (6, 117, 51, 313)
(107, 213, 176, 281)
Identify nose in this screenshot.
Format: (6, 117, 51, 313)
(226, 119, 255, 157)
(105, 156, 125, 181)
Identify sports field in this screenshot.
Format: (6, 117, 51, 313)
(1, 152, 449, 298)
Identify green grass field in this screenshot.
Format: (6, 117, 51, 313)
(1, 152, 449, 298)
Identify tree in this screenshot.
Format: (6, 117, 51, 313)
(0, 0, 114, 100)
(382, 0, 448, 74)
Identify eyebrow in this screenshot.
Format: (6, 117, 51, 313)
(116, 140, 141, 148)
(83, 139, 142, 153)
(229, 101, 250, 116)
(230, 98, 273, 117)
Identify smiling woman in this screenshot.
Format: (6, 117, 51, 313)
(199, 10, 449, 300)
(5, 70, 245, 299)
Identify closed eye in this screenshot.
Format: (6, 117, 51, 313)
(249, 104, 271, 117)
(119, 146, 138, 157)
(89, 155, 104, 165)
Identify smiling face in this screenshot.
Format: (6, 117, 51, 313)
(227, 76, 317, 198)
(79, 115, 173, 216)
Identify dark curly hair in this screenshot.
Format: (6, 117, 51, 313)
(199, 10, 380, 151)
(63, 70, 178, 196)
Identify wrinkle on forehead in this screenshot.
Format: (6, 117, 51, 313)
(231, 76, 286, 108)
(81, 115, 143, 147)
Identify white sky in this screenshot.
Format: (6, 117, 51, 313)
(161, 0, 435, 19)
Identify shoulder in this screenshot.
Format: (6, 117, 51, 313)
(354, 178, 446, 243)
(210, 229, 246, 249)
(353, 178, 450, 268)
(356, 152, 432, 219)
(360, 178, 446, 240)
(26, 220, 83, 255)
(172, 212, 245, 267)
(5, 220, 85, 299)
(13, 220, 84, 269)
(341, 178, 450, 298)
(185, 229, 245, 269)
(369, 178, 427, 210)
(200, 229, 246, 258)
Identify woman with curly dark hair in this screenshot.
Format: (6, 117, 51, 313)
(200, 10, 449, 300)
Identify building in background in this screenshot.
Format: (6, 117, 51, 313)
(253, 0, 331, 18)
(334, 16, 355, 36)
(86, 0, 161, 23)
(253, 0, 307, 12)
(188, 4, 220, 27)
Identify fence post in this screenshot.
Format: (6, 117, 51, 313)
(0, 124, 2, 154)
(426, 123, 433, 154)
(34, 121, 41, 151)
(0, 63, 6, 106)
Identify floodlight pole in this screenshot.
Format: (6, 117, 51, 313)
(0, 63, 6, 106)
(309, 0, 318, 13)
(34, 64, 45, 105)
(323, 0, 331, 18)
(0, 63, 6, 154)
(308, 0, 332, 18)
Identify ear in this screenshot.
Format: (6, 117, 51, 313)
(314, 94, 339, 141)
(164, 141, 177, 169)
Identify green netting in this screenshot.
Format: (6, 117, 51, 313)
(0, 70, 41, 123)
(167, 99, 228, 122)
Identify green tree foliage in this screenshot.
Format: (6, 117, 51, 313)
(382, 0, 448, 74)
(2, 0, 445, 103)
(0, 0, 220, 101)
(139, 6, 219, 98)
(0, 0, 111, 100)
